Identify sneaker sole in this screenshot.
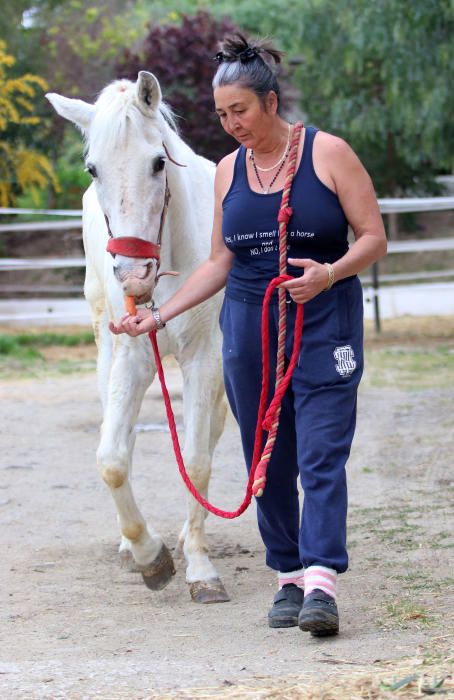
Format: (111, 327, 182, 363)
(268, 615, 299, 628)
(298, 610, 339, 636)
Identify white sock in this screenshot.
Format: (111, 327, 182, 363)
(304, 565, 337, 599)
(278, 567, 305, 590)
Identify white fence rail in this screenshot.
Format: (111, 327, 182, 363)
(1, 198, 454, 328)
(0, 258, 85, 272)
(377, 196, 454, 214)
(0, 207, 82, 217)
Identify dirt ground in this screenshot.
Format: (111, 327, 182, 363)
(0, 318, 453, 699)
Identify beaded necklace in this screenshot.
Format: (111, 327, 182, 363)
(251, 123, 291, 172)
(249, 124, 292, 194)
(250, 151, 288, 194)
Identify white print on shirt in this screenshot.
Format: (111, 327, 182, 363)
(288, 230, 315, 239)
(334, 345, 357, 377)
(225, 229, 316, 256)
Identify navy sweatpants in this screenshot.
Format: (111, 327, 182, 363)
(220, 276, 364, 574)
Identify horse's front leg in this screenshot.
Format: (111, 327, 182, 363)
(97, 338, 175, 590)
(179, 355, 229, 603)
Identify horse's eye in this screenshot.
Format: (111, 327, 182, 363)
(153, 156, 166, 174)
(85, 163, 98, 178)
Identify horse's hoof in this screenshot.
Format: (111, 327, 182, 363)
(119, 549, 141, 573)
(139, 544, 176, 591)
(189, 578, 230, 604)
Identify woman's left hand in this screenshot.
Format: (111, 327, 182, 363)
(280, 258, 329, 304)
(109, 307, 156, 336)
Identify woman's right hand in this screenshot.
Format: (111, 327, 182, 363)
(109, 307, 156, 336)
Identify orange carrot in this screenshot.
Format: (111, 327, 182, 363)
(125, 296, 137, 315)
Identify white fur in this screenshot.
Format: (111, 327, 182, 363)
(46, 73, 226, 585)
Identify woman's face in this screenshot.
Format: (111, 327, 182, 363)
(213, 84, 277, 149)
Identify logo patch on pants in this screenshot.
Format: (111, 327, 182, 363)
(334, 345, 356, 377)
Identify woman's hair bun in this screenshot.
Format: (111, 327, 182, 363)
(214, 33, 282, 66)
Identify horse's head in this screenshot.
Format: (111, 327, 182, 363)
(46, 72, 180, 303)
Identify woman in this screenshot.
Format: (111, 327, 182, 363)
(110, 34, 387, 637)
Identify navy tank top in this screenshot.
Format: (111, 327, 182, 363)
(222, 126, 350, 303)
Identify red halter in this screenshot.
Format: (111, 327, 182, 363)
(106, 236, 160, 260)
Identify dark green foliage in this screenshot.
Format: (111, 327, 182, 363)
(117, 2, 454, 193)
(116, 11, 241, 162)
(5, 1, 453, 197)
(289, 0, 454, 195)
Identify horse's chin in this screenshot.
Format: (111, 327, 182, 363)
(134, 291, 154, 305)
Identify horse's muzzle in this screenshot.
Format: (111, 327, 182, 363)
(114, 260, 157, 298)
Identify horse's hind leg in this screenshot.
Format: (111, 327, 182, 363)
(97, 342, 175, 590)
(179, 356, 229, 603)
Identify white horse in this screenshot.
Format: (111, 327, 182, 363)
(46, 71, 229, 603)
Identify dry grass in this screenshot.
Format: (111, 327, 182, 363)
(115, 656, 453, 700)
(364, 315, 454, 349)
(0, 323, 91, 336)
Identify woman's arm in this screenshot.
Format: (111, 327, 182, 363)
(109, 162, 234, 336)
(282, 133, 387, 304)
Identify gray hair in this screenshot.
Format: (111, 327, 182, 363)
(212, 34, 283, 111)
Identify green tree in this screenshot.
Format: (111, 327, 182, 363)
(0, 40, 58, 206)
(35, 0, 145, 100)
(143, 0, 453, 196)
(7, 1, 452, 198)
(288, 0, 454, 196)
(5, 1, 150, 206)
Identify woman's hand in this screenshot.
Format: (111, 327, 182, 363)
(280, 258, 329, 304)
(109, 307, 156, 336)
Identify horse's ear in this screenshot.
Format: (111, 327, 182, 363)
(46, 93, 94, 132)
(136, 71, 162, 115)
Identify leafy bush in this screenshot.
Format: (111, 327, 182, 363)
(116, 10, 241, 162)
(0, 40, 59, 205)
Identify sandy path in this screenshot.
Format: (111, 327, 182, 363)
(0, 360, 453, 699)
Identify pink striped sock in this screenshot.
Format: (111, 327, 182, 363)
(278, 568, 305, 590)
(304, 565, 337, 600)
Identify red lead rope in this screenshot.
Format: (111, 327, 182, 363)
(146, 121, 305, 518)
(149, 278, 303, 519)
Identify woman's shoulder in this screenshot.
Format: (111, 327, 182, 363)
(312, 129, 362, 176)
(215, 148, 241, 200)
(310, 129, 365, 193)
(312, 129, 371, 193)
(217, 148, 240, 173)
(313, 129, 353, 158)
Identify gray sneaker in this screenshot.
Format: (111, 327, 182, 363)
(298, 588, 339, 637)
(268, 583, 304, 628)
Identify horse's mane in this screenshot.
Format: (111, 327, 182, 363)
(87, 79, 178, 153)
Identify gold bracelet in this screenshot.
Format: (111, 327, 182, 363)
(324, 262, 335, 291)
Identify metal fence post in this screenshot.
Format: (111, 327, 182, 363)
(372, 261, 381, 333)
